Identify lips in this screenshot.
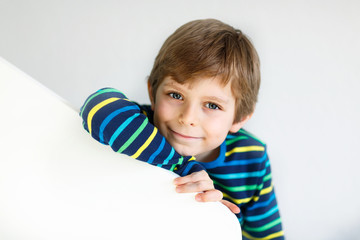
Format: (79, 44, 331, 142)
(169, 129, 201, 140)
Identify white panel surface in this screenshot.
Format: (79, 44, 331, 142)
(0, 58, 241, 240)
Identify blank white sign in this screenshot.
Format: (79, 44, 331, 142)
(0, 57, 241, 240)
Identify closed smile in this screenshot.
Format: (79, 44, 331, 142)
(170, 129, 202, 140)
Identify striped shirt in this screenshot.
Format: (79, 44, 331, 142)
(80, 88, 204, 176)
(199, 130, 284, 239)
(80, 88, 284, 239)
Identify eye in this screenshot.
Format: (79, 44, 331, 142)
(169, 92, 183, 100)
(206, 102, 220, 110)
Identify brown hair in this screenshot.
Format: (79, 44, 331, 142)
(148, 19, 260, 122)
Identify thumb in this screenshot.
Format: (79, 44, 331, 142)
(220, 200, 240, 214)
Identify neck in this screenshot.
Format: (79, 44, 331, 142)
(195, 147, 220, 163)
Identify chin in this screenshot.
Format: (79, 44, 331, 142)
(177, 150, 194, 157)
(174, 146, 197, 157)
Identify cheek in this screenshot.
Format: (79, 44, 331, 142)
(153, 100, 174, 125)
(204, 114, 234, 137)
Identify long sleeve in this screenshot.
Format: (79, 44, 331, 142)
(79, 88, 205, 176)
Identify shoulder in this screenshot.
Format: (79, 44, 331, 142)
(227, 128, 266, 147)
(84, 87, 126, 103)
(224, 128, 267, 160)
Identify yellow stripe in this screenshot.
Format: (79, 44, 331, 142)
(131, 128, 158, 159)
(87, 97, 120, 134)
(222, 192, 259, 205)
(189, 156, 196, 161)
(222, 184, 272, 205)
(242, 230, 284, 240)
(142, 110, 148, 117)
(260, 184, 273, 196)
(225, 145, 265, 157)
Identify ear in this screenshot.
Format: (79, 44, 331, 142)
(147, 80, 155, 111)
(229, 114, 253, 133)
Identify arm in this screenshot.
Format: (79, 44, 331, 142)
(80, 88, 204, 176)
(220, 146, 284, 239)
(80, 88, 239, 213)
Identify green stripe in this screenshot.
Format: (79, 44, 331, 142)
(263, 173, 272, 182)
(169, 164, 176, 172)
(117, 118, 148, 153)
(243, 217, 282, 232)
(178, 156, 184, 166)
(238, 129, 266, 145)
(80, 88, 122, 117)
(213, 179, 263, 192)
(169, 156, 184, 172)
(225, 136, 249, 145)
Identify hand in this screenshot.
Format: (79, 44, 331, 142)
(173, 170, 240, 214)
(220, 200, 240, 214)
(173, 170, 222, 201)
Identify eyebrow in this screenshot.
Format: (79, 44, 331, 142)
(163, 81, 180, 87)
(163, 81, 185, 92)
(206, 96, 229, 105)
(163, 81, 230, 105)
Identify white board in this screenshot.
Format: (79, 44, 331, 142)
(0, 57, 242, 240)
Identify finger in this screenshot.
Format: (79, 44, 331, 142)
(195, 189, 223, 202)
(220, 200, 240, 214)
(175, 180, 214, 193)
(173, 170, 209, 185)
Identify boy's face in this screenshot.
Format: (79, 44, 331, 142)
(149, 76, 248, 162)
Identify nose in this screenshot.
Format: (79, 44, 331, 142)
(178, 102, 199, 126)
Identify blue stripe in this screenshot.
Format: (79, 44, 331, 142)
(99, 105, 139, 143)
(265, 160, 270, 168)
(181, 161, 199, 176)
(108, 113, 139, 146)
(245, 206, 279, 222)
(163, 148, 175, 165)
(247, 193, 276, 211)
(217, 152, 267, 167)
(210, 168, 267, 179)
(226, 135, 237, 139)
(147, 137, 165, 164)
(238, 215, 244, 225)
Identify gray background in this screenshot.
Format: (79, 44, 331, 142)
(1, 0, 360, 239)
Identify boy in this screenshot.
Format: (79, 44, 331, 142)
(80, 19, 284, 239)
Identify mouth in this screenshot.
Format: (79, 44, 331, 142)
(169, 129, 201, 140)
